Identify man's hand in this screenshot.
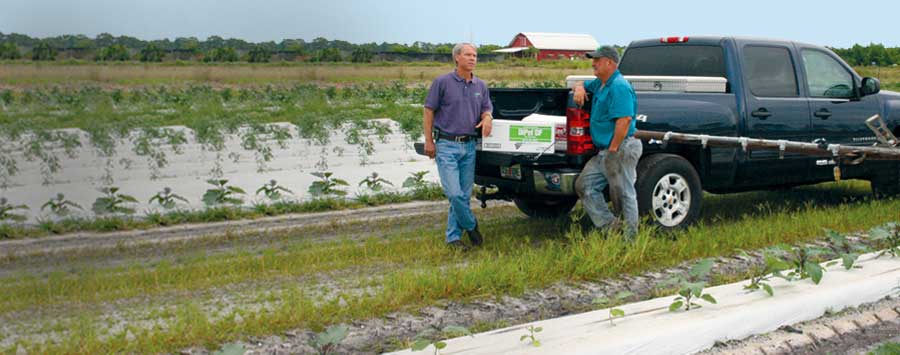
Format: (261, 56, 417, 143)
(424, 140, 436, 159)
(573, 84, 587, 107)
(476, 112, 493, 137)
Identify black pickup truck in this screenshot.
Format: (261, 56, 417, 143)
(419, 36, 900, 230)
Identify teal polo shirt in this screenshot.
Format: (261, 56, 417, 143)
(583, 70, 637, 149)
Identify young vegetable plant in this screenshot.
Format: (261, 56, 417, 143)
(823, 229, 869, 270)
(202, 179, 246, 206)
(403, 170, 430, 191)
(868, 222, 900, 258)
(149, 187, 188, 210)
(309, 172, 348, 198)
(41, 193, 83, 216)
(739, 250, 791, 296)
(666, 258, 718, 312)
(358, 172, 393, 192)
(771, 244, 829, 284)
(592, 291, 634, 325)
(256, 179, 293, 201)
(308, 324, 349, 355)
(92, 187, 138, 215)
(519, 325, 543, 347)
(412, 325, 471, 355)
(0, 197, 29, 222)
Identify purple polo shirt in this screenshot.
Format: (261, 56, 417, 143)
(424, 71, 492, 136)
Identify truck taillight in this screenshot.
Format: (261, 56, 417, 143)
(566, 107, 593, 155)
(660, 36, 689, 43)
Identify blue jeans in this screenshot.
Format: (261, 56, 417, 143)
(575, 137, 643, 236)
(435, 139, 477, 243)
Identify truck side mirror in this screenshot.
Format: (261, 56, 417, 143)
(861, 77, 881, 96)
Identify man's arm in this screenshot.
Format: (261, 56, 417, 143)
(607, 116, 632, 153)
(423, 107, 436, 159)
(572, 82, 587, 107)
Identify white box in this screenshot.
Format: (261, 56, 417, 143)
(482, 119, 556, 154)
(565, 75, 727, 93)
(522, 113, 567, 152)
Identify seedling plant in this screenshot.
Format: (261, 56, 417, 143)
(41, 193, 83, 217)
(92, 187, 138, 215)
(592, 291, 633, 325)
(868, 222, 900, 258)
(823, 229, 869, 269)
(149, 187, 189, 210)
(411, 325, 471, 355)
(520, 325, 542, 347)
(202, 179, 246, 206)
(256, 179, 293, 201)
(358, 172, 393, 192)
(667, 258, 718, 312)
(770, 244, 829, 284)
(309, 172, 348, 198)
(0, 197, 29, 222)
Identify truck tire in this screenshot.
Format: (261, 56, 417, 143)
(636, 154, 703, 230)
(870, 162, 900, 199)
(513, 197, 578, 219)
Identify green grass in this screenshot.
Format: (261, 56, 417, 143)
(3, 181, 899, 354)
(0, 186, 444, 240)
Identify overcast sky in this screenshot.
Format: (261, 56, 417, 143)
(2, 0, 897, 48)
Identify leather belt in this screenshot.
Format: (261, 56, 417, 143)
(438, 134, 475, 142)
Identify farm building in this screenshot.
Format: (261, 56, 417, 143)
(494, 32, 599, 61)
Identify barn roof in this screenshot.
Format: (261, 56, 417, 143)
(513, 32, 599, 51)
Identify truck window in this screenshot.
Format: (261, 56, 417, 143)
(619, 45, 726, 77)
(743, 46, 799, 98)
(801, 49, 854, 99)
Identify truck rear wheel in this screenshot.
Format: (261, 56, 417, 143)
(513, 197, 578, 219)
(636, 154, 703, 230)
(870, 162, 900, 199)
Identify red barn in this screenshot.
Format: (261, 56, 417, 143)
(495, 32, 599, 61)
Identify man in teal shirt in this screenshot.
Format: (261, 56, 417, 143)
(572, 46, 643, 237)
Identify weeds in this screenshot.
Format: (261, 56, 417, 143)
(666, 258, 718, 312)
(308, 324, 348, 355)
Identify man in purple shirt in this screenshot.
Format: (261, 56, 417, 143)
(423, 42, 493, 250)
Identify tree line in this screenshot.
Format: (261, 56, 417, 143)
(1, 32, 895, 65)
(0, 32, 504, 63)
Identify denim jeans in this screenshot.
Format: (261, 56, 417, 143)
(435, 139, 477, 243)
(575, 137, 643, 236)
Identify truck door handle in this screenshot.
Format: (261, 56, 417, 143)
(751, 108, 772, 119)
(814, 108, 832, 119)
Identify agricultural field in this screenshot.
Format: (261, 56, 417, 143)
(1, 62, 900, 354)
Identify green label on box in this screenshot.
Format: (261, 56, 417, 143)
(509, 125, 553, 142)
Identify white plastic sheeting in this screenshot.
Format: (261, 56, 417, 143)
(387, 251, 900, 355)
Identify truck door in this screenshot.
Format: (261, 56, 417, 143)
(797, 47, 881, 180)
(736, 43, 813, 186)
